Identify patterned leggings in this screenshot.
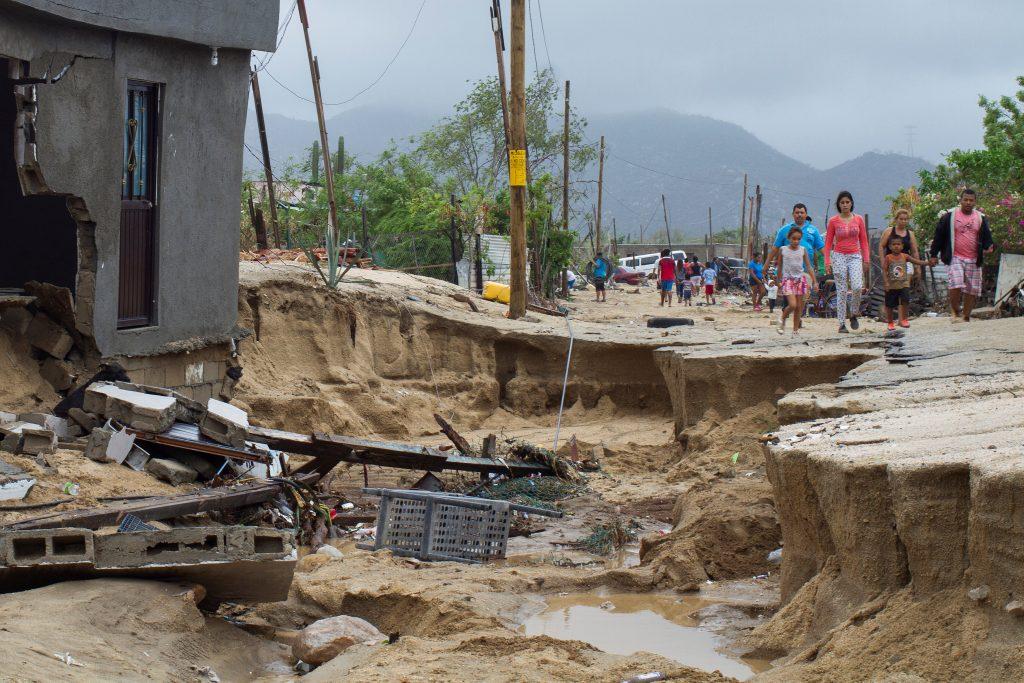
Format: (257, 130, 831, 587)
(831, 252, 863, 321)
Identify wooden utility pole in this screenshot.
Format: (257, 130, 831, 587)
(739, 172, 748, 260)
(595, 135, 605, 255)
(297, 0, 342, 270)
(250, 70, 280, 248)
(611, 217, 618, 258)
(754, 184, 763, 259)
(561, 79, 570, 296)
(507, 0, 527, 319)
(661, 194, 671, 250)
(708, 207, 714, 259)
(490, 0, 511, 147)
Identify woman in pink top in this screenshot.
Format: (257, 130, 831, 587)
(825, 190, 870, 333)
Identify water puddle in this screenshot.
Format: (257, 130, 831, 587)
(519, 592, 771, 680)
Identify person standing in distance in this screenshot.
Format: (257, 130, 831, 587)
(591, 251, 609, 303)
(765, 204, 824, 325)
(928, 188, 994, 322)
(825, 191, 870, 333)
(657, 249, 676, 307)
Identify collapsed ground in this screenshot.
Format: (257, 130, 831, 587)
(1, 261, 1019, 681)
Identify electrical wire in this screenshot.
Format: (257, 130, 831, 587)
(265, 0, 428, 108)
(527, 0, 540, 75)
(535, 0, 553, 72)
(252, 1, 298, 73)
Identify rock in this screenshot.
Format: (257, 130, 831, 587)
(20, 427, 56, 455)
(967, 585, 990, 602)
(68, 407, 99, 432)
(169, 451, 219, 480)
(199, 399, 249, 448)
(0, 307, 32, 336)
(145, 457, 198, 485)
(40, 357, 75, 391)
(293, 615, 385, 665)
(316, 544, 344, 559)
(26, 312, 73, 359)
(1005, 600, 1024, 617)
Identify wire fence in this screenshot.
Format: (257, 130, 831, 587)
(366, 229, 461, 283)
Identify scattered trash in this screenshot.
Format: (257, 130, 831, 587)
(600, 601, 615, 610)
(730, 452, 740, 464)
(61, 482, 80, 496)
(0, 477, 35, 501)
(767, 548, 783, 564)
(117, 514, 156, 533)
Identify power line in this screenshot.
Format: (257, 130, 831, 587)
(535, 0, 553, 72)
(527, 0, 540, 74)
(265, 0, 427, 108)
(252, 1, 298, 73)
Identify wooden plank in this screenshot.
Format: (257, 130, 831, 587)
(5, 475, 318, 531)
(432, 414, 474, 455)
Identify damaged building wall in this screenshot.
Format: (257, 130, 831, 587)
(0, 1, 275, 368)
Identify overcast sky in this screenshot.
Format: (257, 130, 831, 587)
(254, 0, 1021, 169)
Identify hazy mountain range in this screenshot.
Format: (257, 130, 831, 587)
(244, 106, 933, 240)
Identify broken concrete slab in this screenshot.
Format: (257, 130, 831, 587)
(199, 399, 250, 448)
(0, 411, 16, 426)
(67, 407, 99, 432)
(40, 357, 75, 392)
(0, 478, 35, 501)
(145, 457, 198, 485)
(293, 615, 385, 665)
(86, 384, 179, 433)
(0, 526, 296, 605)
(168, 451, 220, 480)
(26, 312, 73, 359)
(17, 413, 74, 440)
(85, 425, 136, 464)
(0, 306, 32, 336)
(20, 427, 56, 456)
(112, 381, 205, 423)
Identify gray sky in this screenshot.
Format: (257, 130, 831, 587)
(255, 0, 1021, 168)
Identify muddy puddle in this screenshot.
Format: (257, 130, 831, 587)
(519, 591, 771, 680)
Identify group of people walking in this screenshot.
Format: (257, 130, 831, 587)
(745, 188, 993, 335)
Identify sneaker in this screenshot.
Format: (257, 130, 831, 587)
(753, 305, 762, 312)
(792, 329, 800, 336)
(776, 324, 785, 335)
(899, 320, 910, 328)
(887, 322, 896, 331)
(849, 316, 860, 330)
(838, 324, 849, 334)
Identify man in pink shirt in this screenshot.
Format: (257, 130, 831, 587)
(928, 189, 994, 322)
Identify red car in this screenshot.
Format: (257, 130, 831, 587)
(612, 266, 643, 286)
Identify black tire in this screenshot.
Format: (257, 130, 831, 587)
(646, 317, 695, 328)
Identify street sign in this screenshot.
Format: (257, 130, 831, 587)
(509, 149, 526, 187)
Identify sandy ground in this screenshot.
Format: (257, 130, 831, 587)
(1, 262, 1012, 681)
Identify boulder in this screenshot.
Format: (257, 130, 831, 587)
(293, 615, 384, 665)
(145, 457, 198, 485)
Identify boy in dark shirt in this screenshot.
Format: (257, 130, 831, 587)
(883, 235, 928, 330)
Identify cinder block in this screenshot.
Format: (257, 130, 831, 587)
(85, 425, 135, 464)
(145, 457, 197, 485)
(224, 526, 293, 558)
(103, 388, 178, 433)
(40, 357, 75, 391)
(17, 413, 74, 440)
(83, 382, 119, 414)
(193, 383, 213, 405)
(93, 528, 226, 568)
(26, 312, 73, 359)
(199, 399, 249, 448)
(203, 361, 223, 383)
(20, 427, 56, 456)
(2, 528, 95, 566)
(67, 407, 99, 432)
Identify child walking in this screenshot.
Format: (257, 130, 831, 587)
(766, 277, 778, 313)
(701, 261, 717, 305)
(883, 234, 928, 330)
(777, 226, 817, 335)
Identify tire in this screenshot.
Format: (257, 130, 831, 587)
(646, 317, 695, 328)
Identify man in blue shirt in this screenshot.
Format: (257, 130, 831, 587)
(591, 251, 609, 302)
(765, 203, 824, 317)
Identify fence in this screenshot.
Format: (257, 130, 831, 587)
(366, 229, 461, 284)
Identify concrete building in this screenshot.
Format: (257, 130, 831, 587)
(0, 1, 278, 400)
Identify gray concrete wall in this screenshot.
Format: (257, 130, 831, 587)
(0, 6, 256, 357)
(5, 0, 278, 51)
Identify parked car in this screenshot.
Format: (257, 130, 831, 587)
(619, 250, 687, 277)
(612, 266, 643, 286)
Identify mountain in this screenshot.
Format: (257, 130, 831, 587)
(244, 104, 434, 172)
(244, 105, 932, 238)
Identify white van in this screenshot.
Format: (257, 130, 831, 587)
(619, 250, 687, 277)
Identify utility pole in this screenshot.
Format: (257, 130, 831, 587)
(561, 79, 570, 296)
(507, 0, 527, 319)
(297, 0, 342, 270)
(489, 0, 511, 147)
(595, 135, 605, 255)
(612, 217, 618, 259)
(754, 185, 763, 259)
(360, 203, 368, 258)
(250, 70, 280, 248)
(335, 135, 344, 176)
(707, 206, 713, 260)
(739, 172, 748, 260)
(661, 194, 671, 251)
(449, 194, 459, 285)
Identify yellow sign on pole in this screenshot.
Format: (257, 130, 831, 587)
(509, 149, 527, 187)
